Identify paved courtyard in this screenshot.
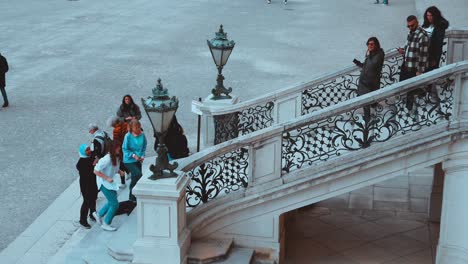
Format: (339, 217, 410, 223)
(286, 205, 439, 263)
(0, 0, 467, 257)
(0, 0, 415, 251)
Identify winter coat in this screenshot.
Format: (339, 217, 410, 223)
(76, 157, 98, 197)
(357, 48, 385, 96)
(154, 116, 189, 159)
(0, 54, 8, 87)
(428, 18, 449, 68)
(116, 104, 142, 122)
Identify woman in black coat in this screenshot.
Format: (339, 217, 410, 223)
(422, 6, 449, 72)
(353, 37, 385, 122)
(354, 37, 385, 96)
(117, 95, 142, 122)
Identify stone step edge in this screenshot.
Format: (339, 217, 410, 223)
(187, 238, 233, 264)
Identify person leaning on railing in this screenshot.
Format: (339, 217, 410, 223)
(353, 36, 385, 120)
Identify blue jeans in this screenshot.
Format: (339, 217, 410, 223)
(98, 186, 118, 225)
(125, 162, 142, 201)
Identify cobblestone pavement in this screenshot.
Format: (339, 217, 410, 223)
(2, 0, 453, 252)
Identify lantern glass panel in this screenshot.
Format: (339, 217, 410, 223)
(210, 48, 223, 67)
(161, 109, 176, 133)
(147, 111, 163, 133)
(221, 48, 233, 66)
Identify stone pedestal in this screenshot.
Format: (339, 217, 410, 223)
(132, 172, 191, 264)
(436, 139, 468, 264)
(192, 94, 239, 148)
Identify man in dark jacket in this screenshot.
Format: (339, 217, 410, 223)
(0, 53, 9, 107)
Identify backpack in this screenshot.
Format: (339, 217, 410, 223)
(115, 200, 136, 216)
(94, 131, 112, 156)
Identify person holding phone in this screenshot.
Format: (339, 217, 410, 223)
(353, 37, 384, 122)
(397, 15, 429, 111)
(354, 37, 385, 97)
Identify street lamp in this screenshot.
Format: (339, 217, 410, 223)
(141, 78, 179, 180)
(207, 24, 236, 100)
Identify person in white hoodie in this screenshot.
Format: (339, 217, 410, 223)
(92, 141, 124, 231)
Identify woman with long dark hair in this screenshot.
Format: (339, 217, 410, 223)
(93, 141, 124, 231)
(422, 6, 449, 71)
(354, 37, 385, 96)
(117, 95, 142, 122)
(353, 37, 385, 122)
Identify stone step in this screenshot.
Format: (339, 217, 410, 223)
(48, 184, 134, 264)
(212, 248, 254, 264)
(107, 210, 137, 262)
(187, 239, 233, 264)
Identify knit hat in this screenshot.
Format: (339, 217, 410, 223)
(88, 123, 99, 131)
(79, 144, 89, 158)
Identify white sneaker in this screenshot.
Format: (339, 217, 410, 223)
(101, 223, 117, 231)
(92, 212, 102, 225)
(118, 183, 126, 189)
(125, 172, 131, 180)
(267, 0, 271, 4)
(284, 0, 287, 4)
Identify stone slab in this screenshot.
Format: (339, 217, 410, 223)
(374, 176, 409, 189)
(213, 248, 254, 264)
(410, 198, 429, 213)
(107, 211, 137, 262)
(349, 193, 373, 210)
(187, 239, 233, 263)
(374, 187, 409, 203)
(409, 185, 432, 199)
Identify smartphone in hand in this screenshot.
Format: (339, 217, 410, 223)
(353, 59, 362, 67)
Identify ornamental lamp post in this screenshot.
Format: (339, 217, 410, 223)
(207, 24, 236, 100)
(141, 78, 179, 180)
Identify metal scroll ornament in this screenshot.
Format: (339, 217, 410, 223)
(283, 76, 454, 173)
(214, 101, 274, 144)
(302, 53, 404, 115)
(185, 147, 249, 207)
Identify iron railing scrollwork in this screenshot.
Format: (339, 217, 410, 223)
(214, 102, 274, 144)
(238, 101, 274, 135)
(214, 113, 239, 145)
(185, 147, 249, 207)
(302, 52, 404, 115)
(283, 75, 454, 173)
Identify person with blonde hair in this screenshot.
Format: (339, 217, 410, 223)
(122, 120, 147, 202)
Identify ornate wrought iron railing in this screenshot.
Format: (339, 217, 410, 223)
(283, 75, 454, 173)
(212, 49, 404, 144)
(184, 61, 468, 209)
(185, 147, 249, 207)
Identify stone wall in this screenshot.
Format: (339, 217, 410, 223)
(317, 167, 434, 215)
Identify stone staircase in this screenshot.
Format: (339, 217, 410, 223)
(48, 174, 259, 264)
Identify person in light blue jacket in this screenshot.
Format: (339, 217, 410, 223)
(123, 119, 147, 202)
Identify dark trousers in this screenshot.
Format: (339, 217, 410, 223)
(119, 161, 129, 184)
(399, 65, 417, 110)
(80, 182, 98, 223)
(126, 162, 143, 201)
(0, 86, 8, 104)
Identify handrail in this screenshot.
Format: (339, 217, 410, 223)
(199, 49, 401, 115)
(208, 49, 404, 144)
(183, 61, 468, 208)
